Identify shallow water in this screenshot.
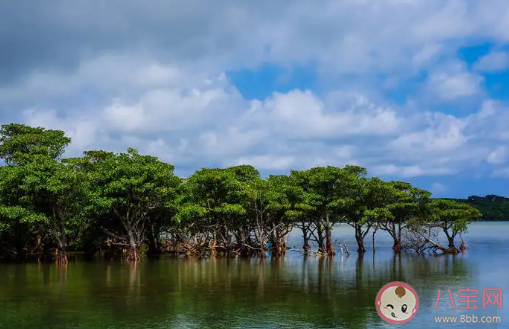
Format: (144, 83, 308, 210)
(0, 222, 508, 328)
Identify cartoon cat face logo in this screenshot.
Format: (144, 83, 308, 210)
(376, 282, 419, 324)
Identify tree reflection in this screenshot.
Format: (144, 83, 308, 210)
(0, 254, 475, 329)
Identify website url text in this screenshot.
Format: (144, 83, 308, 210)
(434, 314, 501, 324)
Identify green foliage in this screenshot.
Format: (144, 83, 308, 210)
(442, 195, 509, 221)
(0, 124, 86, 260)
(80, 148, 180, 250)
(427, 199, 482, 235)
(0, 123, 71, 165)
(0, 122, 496, 261)
(292, 166, 366, 221)
(385, 181, 431, 222)
(179, 167, 248, 222)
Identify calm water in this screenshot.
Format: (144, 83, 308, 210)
(1, 222, 508, 329)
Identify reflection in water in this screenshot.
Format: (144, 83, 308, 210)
(0, 253, 475, 329)
(0, 222, 508, 329)
(127, 263, 140, 304)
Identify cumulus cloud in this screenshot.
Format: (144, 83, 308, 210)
(243, 90, 401, 139)
(1, 0, 509, 84)
(1, 0, 509, 184)
(425, 61, 484, 101)
(474, 51, 509, 72)
(372, 165, 455, 178)
(17, 62, 502, 178)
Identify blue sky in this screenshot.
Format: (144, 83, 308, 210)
(1, 0, 509, 198)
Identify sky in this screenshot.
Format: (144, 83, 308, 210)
(1, 0, 509, 198)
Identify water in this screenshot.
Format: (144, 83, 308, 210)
(0, 222, 508, 328)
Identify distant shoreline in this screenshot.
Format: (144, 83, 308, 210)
(473, 219, 509, 222)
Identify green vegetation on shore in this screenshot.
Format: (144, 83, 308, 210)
(0, 124, 484, 264)
(441, 195, 509, 221)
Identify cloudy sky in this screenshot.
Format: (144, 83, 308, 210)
(1, 0, 509, 198)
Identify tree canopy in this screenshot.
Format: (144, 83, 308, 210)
(0, 123, 486, 263)
(442, 195, 509, 221)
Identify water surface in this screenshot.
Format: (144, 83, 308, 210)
(1, 222, 508, 328)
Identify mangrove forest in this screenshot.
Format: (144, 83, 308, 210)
(0, 123, 484, 264)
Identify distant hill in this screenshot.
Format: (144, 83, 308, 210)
(440, 194, 509, 221)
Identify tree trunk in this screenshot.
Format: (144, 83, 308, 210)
(127, 229, 141, 262)
(146, 225, 162, 258)
(302, 238, 310, 252)
(270, 232, 287, 258)
(392, 240, 402, 253)
(392, 223, 402, 253)
(55, 244, 68, 266)
(325, 226, 335, 256)
(372, 229, 376, 253)
(445, 230, 456, 248)
(355, 225, 366, 253)
(301, 224, 311, 253)
(316, 224, 325, 252)
(438, 245, 460, 254)
(54, 213, 68, 265)
(209, 237, 217, 257)
(39, 239, 53, 263)
(459, 236, 467, 252)
(127, 244, 141, 262)
(260, 245, 267, 258)
(356, 234, 366, 253)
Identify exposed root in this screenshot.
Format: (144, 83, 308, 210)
(126, 247, 141, 262)
(402, 228, 462, 255)
(334, 241, 350, 256)
(343, 243, 350, 256)
(55, 250, 68, 266)
(459, 235, 468, 252)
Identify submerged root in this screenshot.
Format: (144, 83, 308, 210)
(402, 228, 463, 255)
(55, 251, 68, 266)
(459, 236, 468, 252)
(126, 247, 141, 262)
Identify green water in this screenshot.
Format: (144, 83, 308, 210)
(1, 222, 508, 328)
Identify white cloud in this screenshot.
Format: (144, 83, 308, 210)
(2, 0, 509, 183)
(371, 165, 455, 178)
(412, 44, 443, 66)
(387, 112, 468, 154)
(101, 83, 241, 134)
(487, 147, 506, 164)
(242, 90, 401, 140)
(426, 62, 484, 101)
(2, 0, 509, 89)
(22, 108, 100, 153)
(474, 51, 509, 72)
(13, 55, 509, 178)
